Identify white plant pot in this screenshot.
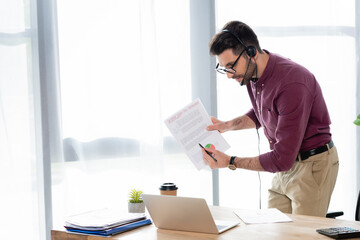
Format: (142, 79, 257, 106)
(128, 202, 145, 213)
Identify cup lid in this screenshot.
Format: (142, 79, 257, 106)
(159, 183, 178, 191)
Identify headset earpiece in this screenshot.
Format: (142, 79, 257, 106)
(246, 46, 257, 58)
(222, 29, 257, 58)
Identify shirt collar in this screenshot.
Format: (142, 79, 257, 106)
(253, 49, 276, 86)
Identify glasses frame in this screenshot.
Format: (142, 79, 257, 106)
(215, 48, 246, 74)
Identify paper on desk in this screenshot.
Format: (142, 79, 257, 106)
(164, 98, 230, 170)
(65, 208, 146, 230)
(234, 208, 292, 224)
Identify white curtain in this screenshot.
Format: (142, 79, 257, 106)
(0, 0, 45, 239)
(53, 0, 213, 226)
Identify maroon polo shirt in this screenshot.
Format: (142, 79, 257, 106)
(246, 51, 332, 173)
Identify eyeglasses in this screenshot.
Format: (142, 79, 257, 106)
(215, 49, 246, 74)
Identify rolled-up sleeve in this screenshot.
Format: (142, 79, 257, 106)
(259, 83, 314, 172)
(246, 109, 261, 129)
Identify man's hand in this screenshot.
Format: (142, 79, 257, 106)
(201, 147, 230, 169)
(206, 117, 231, 133)
(206, 115, 256, 132)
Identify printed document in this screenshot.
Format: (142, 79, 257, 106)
(234, 208, 292, 224)
(165, 98, 230, 170)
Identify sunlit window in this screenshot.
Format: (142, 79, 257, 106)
(216, 0, 356, 218)
(54, 0, 213, 226)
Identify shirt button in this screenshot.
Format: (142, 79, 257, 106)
(262, 84, 264, 87)
(257, 91, 260, 95)
(269, 140, 273, 143)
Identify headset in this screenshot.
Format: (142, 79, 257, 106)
(222, 29, 258, 85)
(222, 29, 257, 58)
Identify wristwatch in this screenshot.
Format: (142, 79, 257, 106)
(228, 156, 236, 170)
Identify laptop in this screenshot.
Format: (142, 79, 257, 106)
(141, 194, 240, 234)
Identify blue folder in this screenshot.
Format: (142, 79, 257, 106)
(66, 218, 152, 236)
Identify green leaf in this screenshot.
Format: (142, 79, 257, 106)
(128, 189, 144, 203)
(354, 119, 360, 126)
(354, 114, 360, 126)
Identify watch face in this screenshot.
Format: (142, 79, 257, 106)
(228, 164, 236, 170)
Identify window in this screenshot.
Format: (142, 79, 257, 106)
(53, 0, 214, 226)
(216, 0, 356, 218)
(1, 2, 359, 240)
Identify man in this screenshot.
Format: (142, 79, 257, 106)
(201, 21, 339, 217)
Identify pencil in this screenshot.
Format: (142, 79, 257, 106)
(199, 143, 217, 162)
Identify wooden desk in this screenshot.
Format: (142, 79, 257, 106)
(52, 206, 360, 240)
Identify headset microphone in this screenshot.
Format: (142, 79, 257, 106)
(240, 57, 252, 86)
(240, 57, 259, 86)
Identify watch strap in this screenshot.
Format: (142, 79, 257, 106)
(228, 156, 236, 170)
(230, 156, 236, 165)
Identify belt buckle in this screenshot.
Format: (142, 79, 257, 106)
(301, 152, 310, 161)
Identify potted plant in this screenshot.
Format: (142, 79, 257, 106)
(128, 189, 145, 213)
(354, 114, 360, 126)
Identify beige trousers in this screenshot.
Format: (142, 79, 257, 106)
(268, 145, 339, 217)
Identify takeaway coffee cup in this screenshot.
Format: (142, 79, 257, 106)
(159, 183, 178, 196)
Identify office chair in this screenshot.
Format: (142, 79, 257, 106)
(326, 191, 360, 220)
(326, 210, 344, 219)
(356, 190, 360, 221)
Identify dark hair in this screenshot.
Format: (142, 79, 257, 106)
(209, 21, 262, 56)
